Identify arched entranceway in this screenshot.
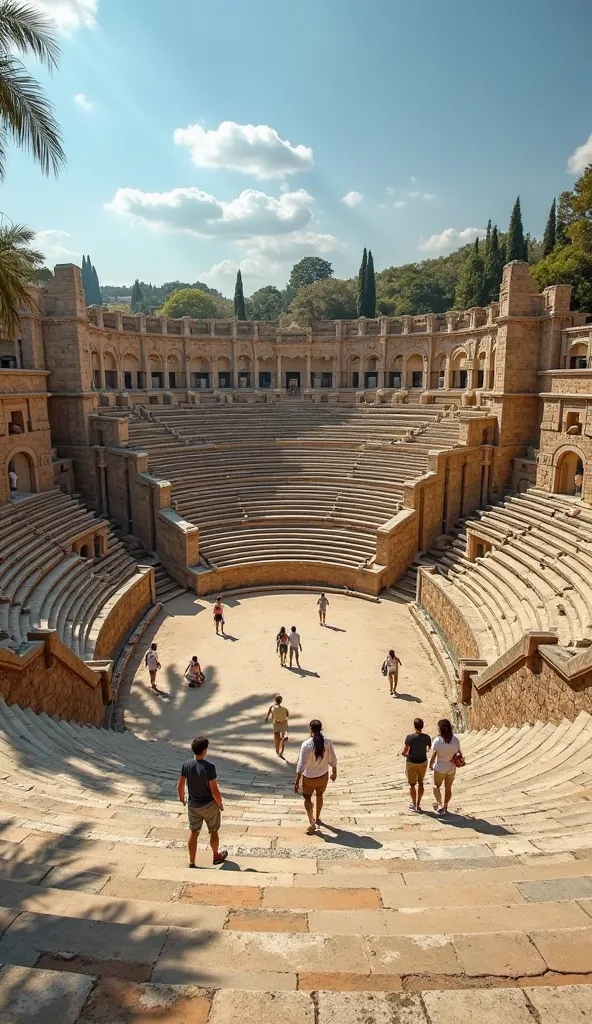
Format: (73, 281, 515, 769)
(555, 449, 584, 496)
(8, 450, 34, 494)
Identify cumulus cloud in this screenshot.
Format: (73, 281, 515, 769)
(393, 200, 407, 209)
(173, 121, 313, 179)
(418, 226, 486, 253)
(34, 229, 81, 263)
(31, 0, 98, 34)
(105, 185, 316, 239)
(243, 230, 342, 257)
(342, 190, 363, 208)
(567, 134, 592, 174)
(74, 92, 92, 111)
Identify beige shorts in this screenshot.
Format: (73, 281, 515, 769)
(406, 762, 428, 786)
(273, 723, 287, 735)
(188, 800, 221, 834)
(302, 773, 328, 798)
(433, 767, 456, 788)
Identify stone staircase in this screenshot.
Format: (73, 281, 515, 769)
(1, 696, 592, 1019)
(110, 527, 186, 604)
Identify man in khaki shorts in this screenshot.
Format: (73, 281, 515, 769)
(401, 718, 432, 812)
(177, 736, 227, 866)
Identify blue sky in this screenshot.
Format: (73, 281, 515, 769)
(6, 0, 592, 295)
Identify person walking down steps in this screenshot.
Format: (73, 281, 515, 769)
(266, 694, 289, 757)
(382, 648, 402, 695)
(276, 626, 289, 667)
(177, 736, 228, 866)
(401, 718, 431, 812)
(317, 592, 329, 625)
(289, 625, 302, 668)
(430, 718, 464, 816)
(295, 719, 337, 834)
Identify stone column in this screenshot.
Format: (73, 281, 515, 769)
(276, 348, 282, 390)
(95, 307, 104, 329)
(466, 361, 475, 390)
(98, 349, 106, 390)
(159, 317, 168, 335)
(13, 339, 21, 368)
(443, 357, 451, 390)
(140, 338, 149, 390)
(306, 350, 312, 389)
(114, 311, 123, 333)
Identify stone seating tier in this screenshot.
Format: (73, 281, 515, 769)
(1, 695, 592, 1018)
(0, 491, 139, 659)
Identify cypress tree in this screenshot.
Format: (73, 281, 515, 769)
(357, 247, 367, 316)
(130, 279, 143, 313)
(233, 269, 246, 320)
(542, 199, 556, 257)
(365, 249, 376, 317)
(506, 196, 526, 262)
(485, 219, 492, 251)
(456, 238, 486, 308)
(523, 235, 529, 262)
(483, 225, 503, 303)
(91, 264, 102, 305)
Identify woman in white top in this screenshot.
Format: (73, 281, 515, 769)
(429, 718, 462, 816)
(295, 719, 337, 834)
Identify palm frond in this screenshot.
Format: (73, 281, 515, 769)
(0, 0, 60, 69)
(0, 221, 43, 336)
(0, 53, 65, 176)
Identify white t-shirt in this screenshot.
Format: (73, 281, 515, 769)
(431, 735, 460, 772)
(297, 736, 337, 778)
(8, 471, 17, 488)
(145, 649, 159, 671)
(317, 596, 328, 610)
(289, 631, 301, 648)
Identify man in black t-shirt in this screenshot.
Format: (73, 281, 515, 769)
(177, 736, 228, 866)
(401, 718, 432, 813)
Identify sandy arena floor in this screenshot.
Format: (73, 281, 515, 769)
(121, 591, 450, 775)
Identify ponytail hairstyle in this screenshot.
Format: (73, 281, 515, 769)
(310, 719, 325, 761)
(438, 718, 453, 744)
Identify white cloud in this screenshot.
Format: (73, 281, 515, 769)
(243, 230, 342, 257)
(567, 134, 592, 174)
(105, 185, 316, 239)
(34, 229, 81, 263)
(393, 200, 407, 209)
(31, 0, 98, 35)
(418, 226, 486, 254)
(173, 121, 313, 179)
(74, 92, 92, 111)
(342, 190, 363, 208)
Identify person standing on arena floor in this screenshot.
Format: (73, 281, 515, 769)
(213, 596, 225, 635)
(289, 625, 302, 668)
(383, 648, 402, 695)
(276, 625, 289, 666)
(177, 736, 228, 866)
(430, 718, 463, 816)
(265, 694, 289, 756)
(144, 642, 161, 691)
(317, 592, 329, 625)
(401, 718, 432, 812)
(295, 719, 337, 834)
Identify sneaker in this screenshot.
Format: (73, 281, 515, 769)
(408, 803, 417, 811)
(437, 807, 447, 816)
(213, 850, 228, 864)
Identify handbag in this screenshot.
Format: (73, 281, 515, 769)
(381, 661, 388, 677)
(198, 671, 206, 685)
(452, 750, 466, 768)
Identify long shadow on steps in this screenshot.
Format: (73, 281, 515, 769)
(424, 810, 511, 838)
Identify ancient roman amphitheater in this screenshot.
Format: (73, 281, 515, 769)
(1, 260, 592, 1020)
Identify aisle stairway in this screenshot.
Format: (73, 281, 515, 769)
(1, 696, 592, 1019)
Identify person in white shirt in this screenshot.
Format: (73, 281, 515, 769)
(8, 469, 17, 492)
(295, 719, 337, 834)
(429, 718, 462, 816)
(288, 625, 302, 668)
(317, 593, 329, 626)
(144, 642, 161, 691)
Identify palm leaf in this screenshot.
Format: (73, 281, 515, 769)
(0, 0, 60, 69)
(0, 221, 43, 336)
(0, 53, 64, 176)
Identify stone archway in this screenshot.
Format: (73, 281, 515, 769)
(554, 448, 585, 496)
(7, 449, 35, 494)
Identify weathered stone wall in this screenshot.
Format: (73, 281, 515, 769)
(471, 652, 592, 728)
(196, 559, 384, 597)
(0, 370, 55, 503)
(156, 509, 199, 585)
(0, 632, 107, 725)
(418, 570, 480, 664)
(93, 568, 155, 660)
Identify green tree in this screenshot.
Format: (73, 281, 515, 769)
(0, 221, 43, 335)
(248, 285, 283, 321)
(288, 256, 333, 293)
(531, 245, 592, 311)
(158, 287, 218, 319)
(130, 278, 143, 313)
(485, 219, 492, 250)
(91, 263, 101, 305)
(483, 224, 504, 303)
(506, 196, 526, 262)
(357, 247, 367, 316)
(455, 237, 486, 308)
(365, 249, 376, 317)
(233, 269, 246, 320)
(0, 0, 65, 178)
(288, 277, 356, 326)
(542, 199, 556, 257)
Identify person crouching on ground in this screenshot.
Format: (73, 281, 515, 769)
(401, 717, 432, 812)
(266, 694, 289, 756)
(177, 736, 228, 866)
(184, 655, 202, 688)
(295, 719, 337, 834)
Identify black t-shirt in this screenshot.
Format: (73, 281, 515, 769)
(181, 757, 217, 807)
(405, 733, 432, 764)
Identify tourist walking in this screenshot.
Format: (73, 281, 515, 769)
(401, 718, 432, 812)
(8, 467, 17, 493)
(382, 649, 402, 695)
(265, 694, 289, 756)
(289, 625, 302, 668)
(184, 655, 203, 688)
(317, 592, 329, 625)
(213, 597, 225, 635)
(295, 719, 337, 834)
(144, 642, 161, 691)
(177, 736, 228, 866)
(276, 626, 289, 667)
(430, 719, 463, 816)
